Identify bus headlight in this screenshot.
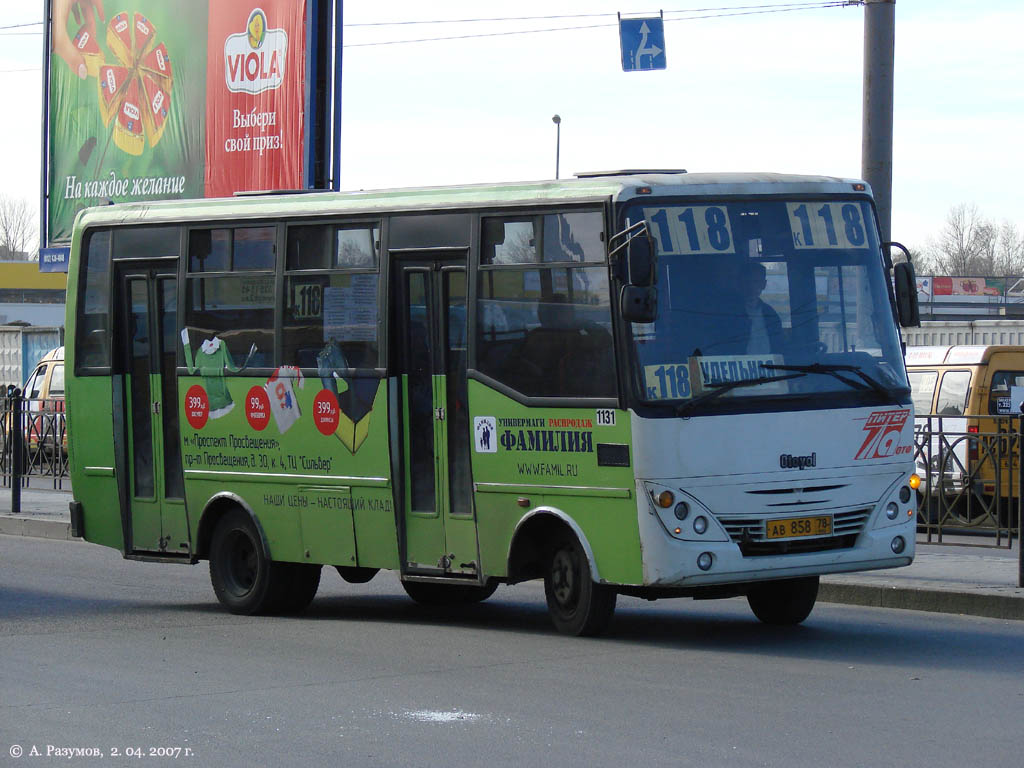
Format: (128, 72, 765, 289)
(886, 502, 900, 520)
(643, 484, 729, 543)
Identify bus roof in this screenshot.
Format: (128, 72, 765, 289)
(904, 345, 1024, 366)
(70, 172, 872, 232)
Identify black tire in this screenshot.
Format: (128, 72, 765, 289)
(543, 536, 616, 636)
(275, 563, 322, 614)
(336, 566, 379, 584)
(746, 576, 819, 625)
(208, 509, 288, 615)
(401, 579, 499, 606)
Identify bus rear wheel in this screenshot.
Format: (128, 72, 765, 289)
(401, 580, 498, 605)
(276, 563, 322, 614)
(746, 576, 819, 625)
(209, 509, 289, 615)
(543, 536, 616, 636)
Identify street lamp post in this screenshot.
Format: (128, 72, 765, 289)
(552, 114, 561, 180)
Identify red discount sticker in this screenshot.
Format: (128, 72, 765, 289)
(245, 386, 271, 431)
(313, 389, 340, 436)
(184, 384, 209, 430)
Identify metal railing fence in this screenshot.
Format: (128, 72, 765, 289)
(2, 388, 69, 511)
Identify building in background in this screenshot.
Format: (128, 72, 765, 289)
(0, 261, 66, 326)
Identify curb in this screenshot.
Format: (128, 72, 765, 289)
(0, 516, 79, 541)
(819, 582, 1024, 621)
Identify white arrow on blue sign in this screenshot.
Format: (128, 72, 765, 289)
(619, 17, 667, 72)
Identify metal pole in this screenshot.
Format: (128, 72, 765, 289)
(40, 0, 53, 249)
(11, 388, 22, 515)
(332, 0, 344, 191)
(861, 0, 895, 243)
(552, 114, 561, 180)
(1018, 407, 1023, 587)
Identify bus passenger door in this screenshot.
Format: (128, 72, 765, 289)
(393, 256, 479, 576)
(116, 263, 190, 556)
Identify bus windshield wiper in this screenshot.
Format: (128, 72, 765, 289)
(762, 362, 891, 397)
(675, 372, 805, 416)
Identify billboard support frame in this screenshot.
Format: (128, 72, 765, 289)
(40, 0, 53, 250)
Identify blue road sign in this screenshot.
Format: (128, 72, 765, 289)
(38, 247, 69, 273)
(619, 17, 667, 72)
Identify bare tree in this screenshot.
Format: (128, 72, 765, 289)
(990, 220, 1024, 277)
(0, 194, 37, 261)
(920, 203, 1024, 276)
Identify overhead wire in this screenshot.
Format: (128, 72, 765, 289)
(343, 2, 860, 47)
(345, 2, 858, 27)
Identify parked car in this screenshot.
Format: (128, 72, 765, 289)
(21, 346, 66, 458)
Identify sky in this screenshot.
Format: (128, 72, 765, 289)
(0, 0, 1021, 253)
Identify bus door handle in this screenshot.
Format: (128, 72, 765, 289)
(435, 408, 445, 421)
(153, 401, 161, 415)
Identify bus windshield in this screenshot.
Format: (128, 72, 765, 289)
(623, 198, 909, 408)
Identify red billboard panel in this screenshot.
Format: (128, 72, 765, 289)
(204, 2, 306, 197)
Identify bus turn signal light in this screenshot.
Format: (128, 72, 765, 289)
(657, 490, 675, 508)
(908, 474, 921, 490)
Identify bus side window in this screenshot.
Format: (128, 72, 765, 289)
(281, 223, 381, 372)
(185, 227, 277, 370)
(77, 229, 112, 371)
(988, 371, 1024, 414)
(907, 369, 938, 415)
(477, 211, 614, 399)
(936, 370, 971, 416)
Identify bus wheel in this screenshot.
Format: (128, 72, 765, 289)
(401, 580, 498, 605)
(543, 536, 616, 636)
(746, 576, 819, 625)
(276, 563, 322, 614)
(209, 509, 286, 615)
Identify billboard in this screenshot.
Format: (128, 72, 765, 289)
(45, 0, 338, 244)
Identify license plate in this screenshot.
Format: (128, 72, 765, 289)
(765, 515, 832, 540)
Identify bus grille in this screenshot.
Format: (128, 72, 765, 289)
(717, 508, 871, 557)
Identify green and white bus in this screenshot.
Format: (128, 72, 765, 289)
(65, 171, 922, 635)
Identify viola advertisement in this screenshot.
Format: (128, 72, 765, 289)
(46, 0, 311, 243)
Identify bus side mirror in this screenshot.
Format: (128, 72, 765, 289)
(621, 285, 657, 324)
(626, 234, 656, 287)
(893, 261, 920, 327)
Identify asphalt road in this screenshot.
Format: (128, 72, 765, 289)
(2, 535, 1023, 768)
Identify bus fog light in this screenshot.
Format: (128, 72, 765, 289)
(891, 536, 906, 554)
(674, 502, 689, 520)
(886, 502, 899, 520)
(899, 485, 912, 503)
(697, 552, 713, 571)
(693, 516, 708, 534)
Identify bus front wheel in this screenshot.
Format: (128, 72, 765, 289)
(209, 509, 289, 615)
(543, 536, 616, 636)
(746, 576, 819, 625)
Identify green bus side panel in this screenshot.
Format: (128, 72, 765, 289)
(179, 373, 397, 568)
(467, 381, 643, 586)
(349, 487, 400, 569)
(68, 378, 124, 551)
